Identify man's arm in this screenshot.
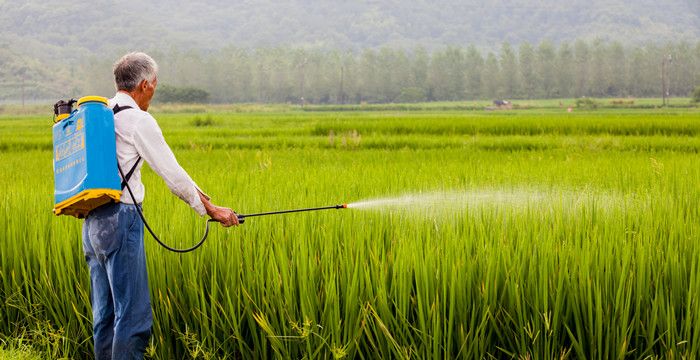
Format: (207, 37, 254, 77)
(133, 114, 238, 226)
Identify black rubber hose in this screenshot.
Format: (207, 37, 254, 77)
(118, 163, 216, 253)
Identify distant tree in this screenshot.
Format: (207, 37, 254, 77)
(396, 87, 427, 103)
(306, 50, 333, 103)
(358, 49, 379, 102)
(589, 40, 608, 97)
(82, 56, 115, 97)
(499, 43, 519, 98)
(573, 40, 590, 97)
(377, 48, 408, 102)
(695, 42, 700, 93)
(270, 48, 296, 102)
(428, 47, 465, 101)
(464, 45, 484, 99)
(556, 42, 575, 98)
(323, 50, 344, 104)
(692, 86, 700, 103)
(338, 51, 358, 104)
(156, 84, 210, 103)
(608, 42, 627, 96)
(411, 47, 429, 90)
(627, 47, 648, 96)
(482, 52, 500, 98)
(519, 42, 536, 98)
(28, 39, 700, 104)
(665, 42, 696, 97)
(252, 49, 273, 102)
(536, 41, 557, 98)
(177, 50, 205, 88)
(634, 44, 663, 97)
(205, 46, 253, 102)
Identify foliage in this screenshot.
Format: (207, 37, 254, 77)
(395, 87, 427, 103)
(0, 49, 74, 101)
(2, 0, 700, 103)
(1, 40, 699, 105)
(2, 107, 700, 358)
(156, 85, 210, 104)
(575, 97, 599, 109)
(190, 115, 216, 127)
(0, 346, 43, 360)
(0, 296, 73, 359)
(89, 41, 700, 104)
(692, 86, 700, 103)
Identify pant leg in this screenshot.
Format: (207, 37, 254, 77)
(83, 209, 116, 360)
(106, 204, 152, 360)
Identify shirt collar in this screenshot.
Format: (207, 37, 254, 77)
(111, 91, 139, 110)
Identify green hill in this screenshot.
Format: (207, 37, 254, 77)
(1, 0, 697, 61)
(0, 0, 697, 102)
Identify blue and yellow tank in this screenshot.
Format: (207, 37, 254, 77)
(53, 96, 121, 218)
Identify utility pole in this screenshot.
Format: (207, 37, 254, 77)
(16, 67, 28, 112)
(662, 57, 666, 106)
(257, 62, 266, 102)
(21, 75, 25, 112)
(338, 65, 344, 104)
(298, 57, 308, 107)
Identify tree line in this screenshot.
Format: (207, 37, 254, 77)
(75, 40, 700, 104)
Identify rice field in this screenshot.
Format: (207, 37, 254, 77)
(1, 105, 700, 358)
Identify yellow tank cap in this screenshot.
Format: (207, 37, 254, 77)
(54, 113, 70, 123)
(77, 96, 108, 107)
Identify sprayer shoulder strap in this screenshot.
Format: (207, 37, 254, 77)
(113, 104, 141, 190)
(112, 104, 133, 115)
(120, 158, 141, 190)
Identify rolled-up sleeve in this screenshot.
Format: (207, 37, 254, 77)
(132, 114, 208, 216)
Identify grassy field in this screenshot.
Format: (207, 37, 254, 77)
(1, 102, 700, 358)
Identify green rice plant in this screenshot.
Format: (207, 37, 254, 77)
(1, 107, 700, 358)
(190, 115, 217, 127)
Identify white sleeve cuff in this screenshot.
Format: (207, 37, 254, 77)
(192, 201, 207, 216)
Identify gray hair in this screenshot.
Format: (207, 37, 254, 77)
(113, 52, 159, 91)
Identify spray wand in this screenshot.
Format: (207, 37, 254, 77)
(237, 204, 347, 223)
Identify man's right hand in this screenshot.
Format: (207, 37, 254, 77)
(207, 205, 239, 227)
(199, 191, 239, 227)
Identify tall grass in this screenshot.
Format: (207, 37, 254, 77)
(1, 108, 700, 358)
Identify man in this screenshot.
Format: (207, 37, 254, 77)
(82, 52, 238, 359)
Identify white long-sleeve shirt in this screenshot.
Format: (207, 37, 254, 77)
(109, 92, 207, 215)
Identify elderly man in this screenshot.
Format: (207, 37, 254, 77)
(82, 52, 238, 359)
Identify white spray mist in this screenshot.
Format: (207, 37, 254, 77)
(345, 188, 631, 215)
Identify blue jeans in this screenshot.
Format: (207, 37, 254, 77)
(83, 202, 152, 360)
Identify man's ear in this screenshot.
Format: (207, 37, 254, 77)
(139, 79, 148, 92)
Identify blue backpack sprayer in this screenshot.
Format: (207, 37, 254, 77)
(52, 96, 347, 252)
